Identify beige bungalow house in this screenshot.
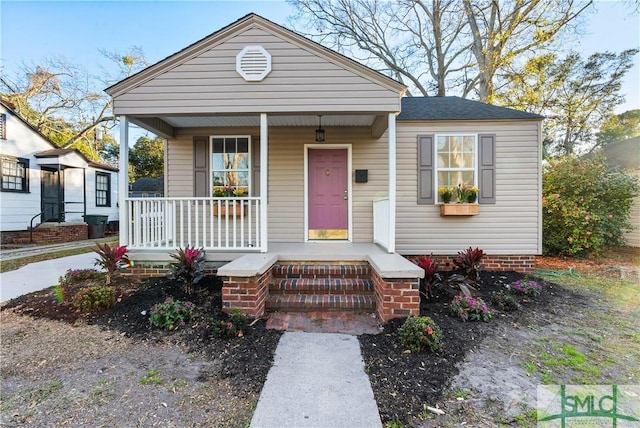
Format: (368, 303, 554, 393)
(106, 14, 543, 321)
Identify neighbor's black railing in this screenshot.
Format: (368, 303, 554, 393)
(28, 201, 86, 243)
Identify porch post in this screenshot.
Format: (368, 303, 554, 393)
(119, 116, 129, 247)
(388, 113, 396, 253)
(260, 113, 268, 253)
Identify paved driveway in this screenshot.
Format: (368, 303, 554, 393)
(0, 253, 97, 302)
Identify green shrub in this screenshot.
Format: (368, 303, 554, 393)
(398, 316, 443, 353)
(72, 286, 116, 313)
(449, 294, 492, 322)
(149, 298, 195, 330)
(212, 308, 249, 338)
(490, 291, 520, 311)
(63, 268, 103, 284)
(543, 154, 639, 256)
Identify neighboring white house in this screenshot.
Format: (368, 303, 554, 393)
(0, 101, 119, 237)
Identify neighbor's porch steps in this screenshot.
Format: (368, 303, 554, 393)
(266, 262, 376, 312)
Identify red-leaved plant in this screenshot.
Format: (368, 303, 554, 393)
(415, 254, 441, 298)
(93, 243, 130, 285)
(453, 247, 485, 283)
(167, 246, 205, 294)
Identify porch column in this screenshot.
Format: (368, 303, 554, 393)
(260, 113, 268, 253)
(388, 113, 396, 253)
(119, 116, 129, 247)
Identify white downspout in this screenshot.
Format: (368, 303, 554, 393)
(260, 113, 268, 253)
(388, 113, 396, 253)
(119, 116, 129, 247)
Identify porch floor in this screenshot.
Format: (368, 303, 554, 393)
(217, 242, 423, 279)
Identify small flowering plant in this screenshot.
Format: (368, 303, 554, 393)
(213, 186, 248, 197)
(398, 316, 443, 353)
(490, 291, 521, 311)
(510, 279, 543, 297)
(457, 184, 480, 203)
(211, 309, 249, 338)
(438, 187, 455, 204)
(449, 294, 492, 322)
(167, 246, 206, 294)
(149, 297, 195, 330)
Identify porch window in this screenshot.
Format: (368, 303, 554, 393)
(1, 156, 29, 193)
(211, 136, 250, 196)
(96, 172, 111, 206)
(435, 134, 477, 203)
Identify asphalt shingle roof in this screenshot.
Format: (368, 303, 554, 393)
(398, 96, 544, 121)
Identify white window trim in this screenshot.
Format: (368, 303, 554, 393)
(434, 133, 478, 204)
(210, 135, 252, 196)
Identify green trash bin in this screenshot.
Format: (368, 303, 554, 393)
(84, 215, 108, 239)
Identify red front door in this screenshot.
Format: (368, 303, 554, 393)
(308, 148, 348, 240)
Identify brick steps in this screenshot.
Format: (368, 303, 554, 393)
(269, 278, 375, 295)
(266, 262, 375, 313)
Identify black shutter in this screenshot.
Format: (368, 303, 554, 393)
(193, 136, 209, 197)
(417, 134, 435, 204)
(478, 134, 496, 204)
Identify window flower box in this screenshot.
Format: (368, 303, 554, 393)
(213, 201, 247, 217)
(440, 203, 479, 216)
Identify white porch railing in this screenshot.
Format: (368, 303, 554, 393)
(126, 197, 262, 251)
(373, 198, 390, 250)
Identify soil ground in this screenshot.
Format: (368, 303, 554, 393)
(1, 251, 638, 427)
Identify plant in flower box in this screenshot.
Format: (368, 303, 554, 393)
(212, 186, 248, 216)
(438, 187, 455, 204)
(456, 184, 479, 203)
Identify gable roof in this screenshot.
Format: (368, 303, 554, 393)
(397, 96, 544, 121)
(130, 177, 164, 192)
(105, 13, 406, 97)
(0, 100, 118, 172)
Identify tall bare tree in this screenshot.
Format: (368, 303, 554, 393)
(288, 0, 473, 96)
(288, 0, 594, 100)
(463, 0, 593, 103)
(0, 47, 148, 161)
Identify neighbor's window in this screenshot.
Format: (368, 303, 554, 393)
(96, 172, 111, 206)
(436, 134, 477, 202)
(1, 156, 29, 193)
(211, 136, 250, 196)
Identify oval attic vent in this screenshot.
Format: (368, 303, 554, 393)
(236, 45, 272, 82)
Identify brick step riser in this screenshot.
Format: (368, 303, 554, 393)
(269, 279, 375, 295)
(272, 264, 371, 280)
(266, 294, 376, 312)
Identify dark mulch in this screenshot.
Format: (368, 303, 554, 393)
(1, 275, 283, 397)
(2, 269, 581, 425)
(358, 270, 581, 425)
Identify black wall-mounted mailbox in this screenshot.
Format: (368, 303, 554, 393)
(355, 169, 368, 183)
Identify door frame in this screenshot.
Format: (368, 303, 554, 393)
(40, 166, 64, 222)
(304, 144, 353, 242)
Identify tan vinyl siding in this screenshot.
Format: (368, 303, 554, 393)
(114, 27, 400, 116)
(166, 127, 388, 243)
(395, 120, 542, 255)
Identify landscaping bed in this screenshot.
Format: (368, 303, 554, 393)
(2, 256, 638, 427)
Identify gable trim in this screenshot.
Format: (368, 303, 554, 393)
(105, 14, 406, 99)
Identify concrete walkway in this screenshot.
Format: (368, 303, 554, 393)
(251, 332, 382, 428)
(0, 252, 97, 302)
